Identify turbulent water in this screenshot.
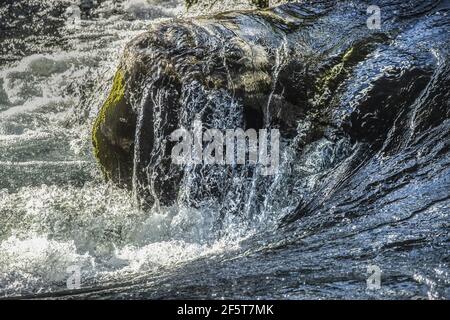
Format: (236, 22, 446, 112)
(0, 0, 449, 299)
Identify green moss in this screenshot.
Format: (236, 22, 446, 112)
(342, 47, 354, 62)
(92, 68, 134, 183)
(314, 37, 385, 103)
(93, 68, 125, 159)
(317, 46, 356, 93)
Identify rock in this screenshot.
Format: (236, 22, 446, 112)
(92, 0, 449, 207)
(92, 67, 136, 187)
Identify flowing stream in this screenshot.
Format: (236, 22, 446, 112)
(0, 0, 448, 299)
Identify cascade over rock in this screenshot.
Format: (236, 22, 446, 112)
(93, 0, 449, 208)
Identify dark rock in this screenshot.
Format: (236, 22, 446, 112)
(93, 0, 449, 208)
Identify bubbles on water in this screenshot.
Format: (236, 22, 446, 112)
(0, 235, 94, 295)
(0, 0, 212, 297)
(0, 180, 241, 295)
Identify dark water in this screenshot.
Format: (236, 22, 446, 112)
(0, 0, 448, 300)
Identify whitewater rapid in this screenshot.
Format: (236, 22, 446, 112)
(0, 0, 449, 299)
(0, 0, 246, 297)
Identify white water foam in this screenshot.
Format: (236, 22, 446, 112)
(0, 0, 246, 296)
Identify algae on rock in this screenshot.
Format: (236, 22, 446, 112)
(92, 68, 136, 187)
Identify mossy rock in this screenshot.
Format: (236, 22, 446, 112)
(92, 1, 444, 208)
(92, 68, 136, 187)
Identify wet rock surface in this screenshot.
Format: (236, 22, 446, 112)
(94, 0, 450, 208)
(0, 0, 447, 300)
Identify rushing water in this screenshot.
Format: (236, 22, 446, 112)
(0, 0, 449, 299)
